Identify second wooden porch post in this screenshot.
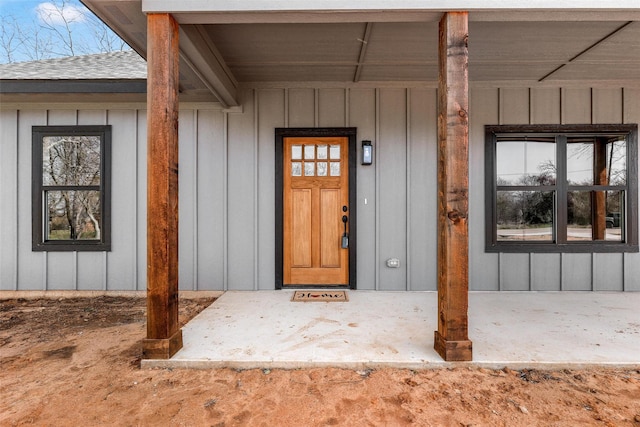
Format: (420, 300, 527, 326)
(142, 13, 182, 359)
(434, 12, 473, 361)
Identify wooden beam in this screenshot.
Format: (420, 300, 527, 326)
(434, 11, 472, 362)
(353, 22, 372, 83)
(143, 13, 182, 360)
(179, 24, 239, 108)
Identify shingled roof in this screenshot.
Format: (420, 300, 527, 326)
(0, 50, 146, 80)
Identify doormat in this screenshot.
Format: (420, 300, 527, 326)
(291, 291, 348, 302)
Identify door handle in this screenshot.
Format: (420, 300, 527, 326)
(341, 215, 349, 248)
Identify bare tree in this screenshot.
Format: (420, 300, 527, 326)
(0, 15, 21, 63)
(44, 135, 102, 240)
(0, 0, 129, 64)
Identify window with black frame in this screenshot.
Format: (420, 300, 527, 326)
(32, 125, 111, 251)
(485, 124, 638, 253)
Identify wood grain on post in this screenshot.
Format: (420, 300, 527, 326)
(434, 12, 472, 362)
(143, 13, 182, 359)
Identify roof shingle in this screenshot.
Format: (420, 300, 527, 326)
(0, 51, 146, 80)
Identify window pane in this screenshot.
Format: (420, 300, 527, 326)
(43, 136, 101, 186)
(605, 191, 624, 242)
(607, 136, 627, 185)
(291, 162, 302, 176)
(567, 140, 594, 185)
(496, 140, 555, 185)
(496, 190, 554, 241)
(304, 145, 315, 160)
(330, 162, 340, 176)
(291, 145, 302, 160)
(46, 190, 101, 241)
(567, 191, 591, 241)
(317, 162, 327, 176)
(329, 145, 340, 160)
(567, 190, 623, 242)
(304, 162, 315, 176)
(317, 145, 328, 160)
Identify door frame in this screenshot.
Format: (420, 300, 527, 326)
(275, 128, 358, 289)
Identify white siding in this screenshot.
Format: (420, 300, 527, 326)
(1, 84, 638, 292)
(77, 110, 109, 290)
(16, 110, 47, 290)
(623, 88, 640, 291)
(350, 89, 377, 290)
(256, 90, 284, 290)
(0, 110, 18, 290)
(469, 87, 500, 290)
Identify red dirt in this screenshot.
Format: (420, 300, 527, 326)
(1, 296, 639, 426)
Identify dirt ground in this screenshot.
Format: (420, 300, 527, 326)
(1, 296, 639, 427)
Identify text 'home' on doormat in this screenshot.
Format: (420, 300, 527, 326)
(291, 291, 348, 302)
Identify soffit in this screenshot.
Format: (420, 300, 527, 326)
(81, 0, 640, 103)
(203, 20, 640, 84)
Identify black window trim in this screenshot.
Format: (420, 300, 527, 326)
(485, 123, 638, 253)
(32, 125, 112, 251)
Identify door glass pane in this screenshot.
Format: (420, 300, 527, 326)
(330, 162, 340, 176)
(317, 162, 327, 176)
(329, 145, 340, 160)
(567, 140, 594, 185)
(291, 145, 302, 160)
(496, 139, 555, 186)
(46, 190, 101, 240)
(304, 162, 315, 176)
(43, 135, 101, 186)
(304, 145, 315, 160)
(496, 190, 554, 241)
(317, 145, 328, 159)
(292, 162, 302, 176)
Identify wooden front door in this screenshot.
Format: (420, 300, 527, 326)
(283, 137, 350, 286)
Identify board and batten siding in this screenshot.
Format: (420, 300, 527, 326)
(470, 87, 640, 291)
(1, 87, 639, 292)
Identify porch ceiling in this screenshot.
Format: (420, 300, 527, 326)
(82, 0, 640, 105)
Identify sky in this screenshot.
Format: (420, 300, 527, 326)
(0, 0, 128, 63)
(1, 0, 89, 28)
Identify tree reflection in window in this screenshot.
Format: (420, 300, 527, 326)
(33, 126, 111, 251)
(486, 125, 637, 252)
(43, 136, 102, 241)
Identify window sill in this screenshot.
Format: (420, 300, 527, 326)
(486, 243, 639, 253)
(32, 242, 111, 252)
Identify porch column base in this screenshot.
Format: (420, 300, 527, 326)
(434, 331, 472, 362)
(143, 329, 183, 359)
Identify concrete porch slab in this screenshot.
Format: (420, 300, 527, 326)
(142, 291, 640, 370)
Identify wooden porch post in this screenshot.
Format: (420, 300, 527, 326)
(142, 13, 182, 359)
(434, 12, 473, 362)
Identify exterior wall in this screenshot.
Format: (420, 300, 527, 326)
(1, 87, 638, 291)
(470, 87, 640, 291)
(0, 107, 148, 291)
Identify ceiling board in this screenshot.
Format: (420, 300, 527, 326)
(575, 22, 640, 62)
(359, 64, 437, 81)
(469, 63, 560, 81)
(204, 23, 365, 64)
(546, 62, 640, 81)
(229, 65, 357, 82)
(468, 21, 625, 62)
(77, 1, 640, 87)
(364, 22, 438, 63)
